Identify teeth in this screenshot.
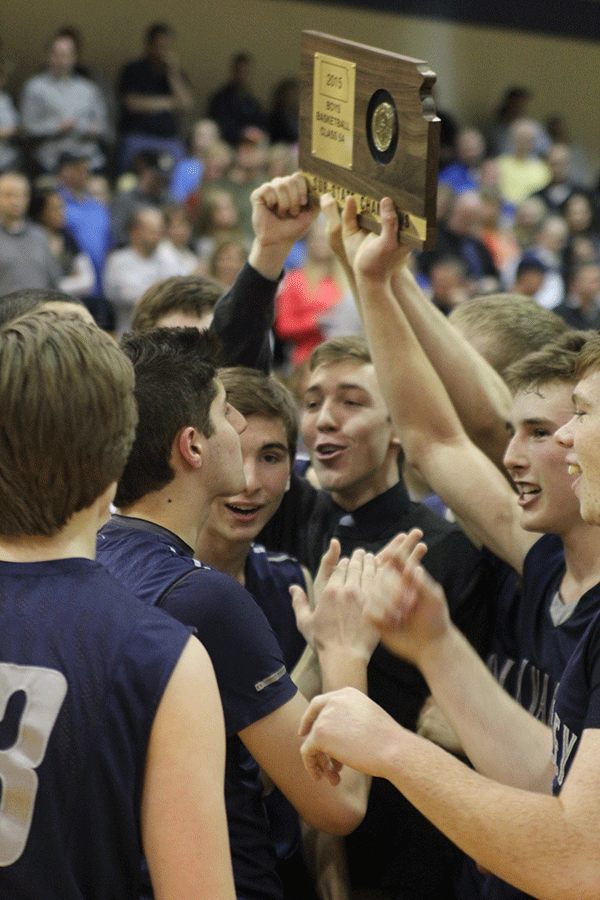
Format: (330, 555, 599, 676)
(227, 505, 259, 515)
(568, 465, 581, 475)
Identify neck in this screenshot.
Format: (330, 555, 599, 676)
(195, 527, 250, 584)
(560, 519, 600, 600)
(0, 508, 101, 563)
(117, 480, 209, 551)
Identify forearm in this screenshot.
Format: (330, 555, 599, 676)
(210, 260, 277, 372)
(167, 69, 193, 111)
(390, 264, 512, 466)
(124, 93, 175, 114)
(379, 727, 597, 900)
(418, 624, 553, 792)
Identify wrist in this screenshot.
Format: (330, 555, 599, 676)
(248, 239, 289, 281)
(418, 623, 463, 686)
(317, 643, 370, 691)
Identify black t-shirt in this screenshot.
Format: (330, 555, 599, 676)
(118, 57, 182, 137)
(259, 475, 496, 900)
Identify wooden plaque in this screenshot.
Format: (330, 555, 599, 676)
(299, 31, 440, 250)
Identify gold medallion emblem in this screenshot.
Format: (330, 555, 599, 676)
(371, 101, 396, 153)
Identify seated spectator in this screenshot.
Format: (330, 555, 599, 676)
(85, 173, 112, 207)
(531, 143, 586, 213)
(110, 148, 170, 246)
(0, 171, 60, 294)
(208, 51, 266, 146)
(56, 151, 113, 312)
(103, 206, 179, 334)
(20, 32, 111, 174)
(274, 215, 349, 368)
(561, 190, 600, 285)
(208, 236, 248, 288)
(0, 48, 19, 173)
(117, 23, 192, 173)
(168, 118, 220, 203)
(511, 194, 548, 252)
(478, 185, 520, 282)
(511, 214, 569, 308)
(267, 78, 299, 145)
(496, 118, 551, 208)
(555, 260, 600, 330)
(212, 128, 269, 239)
(157, 203, 202, 276)
(193, 186, 243, 266)
(511, 253, 549, 299)
(427, 255, 470, 314)
(29, 186, 95, 299)
(486, 85, 550, 158)
(438, 127, 486, 194)
(418, 190, 500, 296)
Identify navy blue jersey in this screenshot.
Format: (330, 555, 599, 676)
(551, 609, 600, 793)
(487, 534, 600, 727)
(245, 544, 307, 671)
(483, 535, 600, 900)
(97, 516, 297, 900)
(0, 556, 189, 900)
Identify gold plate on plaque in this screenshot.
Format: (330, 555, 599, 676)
(311, 52, 356, 169)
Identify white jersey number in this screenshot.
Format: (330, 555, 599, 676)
(0, 663, 67, 866)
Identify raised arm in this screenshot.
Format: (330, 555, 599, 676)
(211, 173, 319, 372)
(321, 195, 512, 466)
(142, 636, 236, 900)
(347, 198, 536, 573)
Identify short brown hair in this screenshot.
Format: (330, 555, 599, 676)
(116, 328, 220, 508)
(575, 332, 600, 380)
(131, 275, 223, 333)
(219, 367, 298, 461)
(503, 330, 589, 394)
(308, 335, 371, 372)
(0, 309, 137, 536)
(449, 294, 568, 376)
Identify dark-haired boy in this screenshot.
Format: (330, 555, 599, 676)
(96, 327, 373, 900)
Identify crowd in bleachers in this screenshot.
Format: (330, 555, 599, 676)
(2, 23, 600, 358)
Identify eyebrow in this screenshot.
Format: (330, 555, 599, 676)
(305, 382, 372, 395)
(259, 441, 288, 453)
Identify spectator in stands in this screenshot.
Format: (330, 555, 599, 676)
(157, 204, 202, 276)
(117, 23, 192, 172)
(208, 51, 266, 146)
(111, 148, 170, 246)
(418, 190, 500, 296)
(20, 32, 110, 174)
(496, 118, 551, 208)
(29, 186, 95, 299)
(438, 127, 486, 194)
(275, 215, 348, 368)
(532, 143, 585, 213)
(555, 261, 600, 330)
(486, 85, 550, 158)
(0, 47, 19, 173)
(56, 150, 113, 317)
(169, 118, 220, 204)
(266, 78, 299, 145)
(212, 128, 269, 239)
(208, 237, 248, 288)
(0, 171, 59, 294)
(512, 214, 569, 309)
(103, 206, 178, 335)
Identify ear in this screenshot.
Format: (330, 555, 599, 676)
(177, 426, 203, 470)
